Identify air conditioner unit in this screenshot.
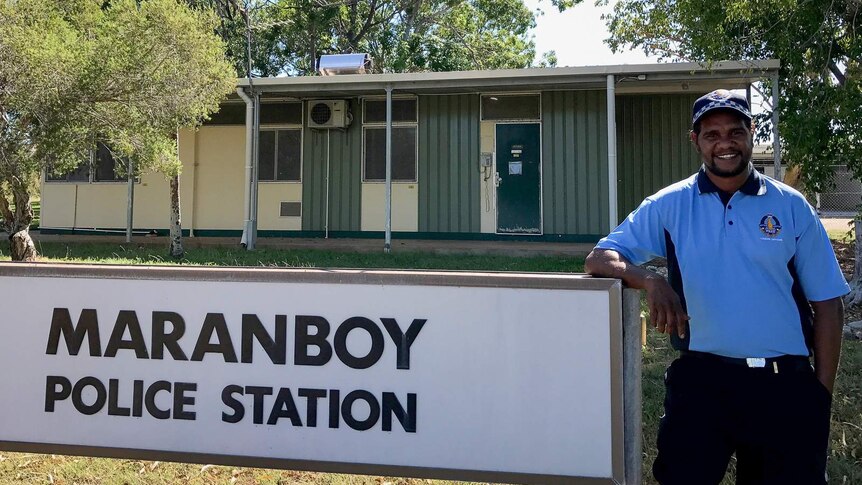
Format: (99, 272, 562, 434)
(308, 100, 348, 129)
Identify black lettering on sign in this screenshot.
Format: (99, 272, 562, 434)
(108, 378, 131, 416)
(173, 382, 197, 420)
(328, 389, 340, 429)
(144, 380, 172, 419)
(72, 376, 107, 415)
(298, 388, 326, 427)
(152, 311, 188, 360)
(341, 390, 380, 431)
(334, 317, 384, 369)
(294, 315, 332, 366)
(267, 387, 302, 426)
(45, 376, 71, 412)
(46, 309, 101, 357)
(45, 377, 198, 420)
(242, 314, 286, 365)
(132, 380, 144, 417)
(222, 385, 244, 423)
(381, 318, 427, 370)
(382, 392, 417, 432)
(245, 386, 273, 425)
(105, 311, 149, 359)
(191, 313, 238, 363)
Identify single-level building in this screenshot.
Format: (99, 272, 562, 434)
(40, 60, 781, 246)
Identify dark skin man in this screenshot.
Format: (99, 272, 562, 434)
(585, 109, 844, 393)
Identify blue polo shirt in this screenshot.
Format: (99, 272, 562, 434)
(596, 166, 849, 358)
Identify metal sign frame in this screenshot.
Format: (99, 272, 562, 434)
(0, 263, 640, 485)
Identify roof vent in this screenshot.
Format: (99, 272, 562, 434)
(317, 53, 372, 76)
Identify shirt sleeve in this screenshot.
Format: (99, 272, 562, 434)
(793, 203, 850, 302)
(594, 198, 667, 265)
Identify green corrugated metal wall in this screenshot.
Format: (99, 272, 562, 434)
(295, 92, 700, 236)
(302, 122, 362, 231)
(541, 90, 609, 235)
(616, 94, 702, 217)
(418, 95, 481, 233)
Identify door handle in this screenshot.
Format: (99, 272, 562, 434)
(494, 172, 502, 187)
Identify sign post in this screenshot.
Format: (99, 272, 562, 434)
(0, 263, 640, 484)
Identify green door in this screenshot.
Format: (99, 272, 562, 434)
(496, 123, 541, 234)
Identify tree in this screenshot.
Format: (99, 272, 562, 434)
(186, 0, 250, 76)
(604, 0, 861, 300)
(192, 0, 572, 77)
(0, 0, 235, 260)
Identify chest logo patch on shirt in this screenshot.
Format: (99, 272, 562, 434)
(759, 214, 782, 238)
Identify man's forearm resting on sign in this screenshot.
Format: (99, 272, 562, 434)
(585, 249, 689, 337)
(811, 297, 844, 393)
(584, 248, 660, 289)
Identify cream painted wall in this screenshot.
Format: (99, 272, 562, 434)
(41, 174, 173, 230)
(191, 126, 246, 230)
(258, 183, 303, 230)
(480, 121, 497, 233)
(40, 126, 235, 231)
(39, 184, 78, 228)
(360, 183, 418, 231)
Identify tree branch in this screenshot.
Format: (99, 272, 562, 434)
(828, 60, 846, 85)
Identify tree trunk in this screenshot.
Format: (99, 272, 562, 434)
(846, 220, 862, 306)
(10, 229, 36, 262)
(169, 174, 184, 259)
(0, 180, 37, 262)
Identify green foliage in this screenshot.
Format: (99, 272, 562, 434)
(0, 0, 235, 186)
(604, 0, 861, 195)
(195, 0, 574, 76)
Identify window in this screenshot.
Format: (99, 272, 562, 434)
(45, 142, 127, 183)
(93, 142, 128, 182)
(363, 98, 417, 182)
(203, 101, 302, 126)
(46, 163, 89, 182)
(363, 99, 418, 123)
(258, 129, 302, 182)
(481, 94, 540, 121)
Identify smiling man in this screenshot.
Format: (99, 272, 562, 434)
(585, 90, 849, 484)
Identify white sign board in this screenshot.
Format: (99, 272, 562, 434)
(0, 264, 624, 484)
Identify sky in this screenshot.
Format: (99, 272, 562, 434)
(523, 0, 657, 67)
(524, 1, 770, 113)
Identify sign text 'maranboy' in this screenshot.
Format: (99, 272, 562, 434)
(45, 309, 428, 369)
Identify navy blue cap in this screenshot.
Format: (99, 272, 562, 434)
(692, 89, 752, 126)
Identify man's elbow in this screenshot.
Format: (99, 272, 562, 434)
(584, 250, 600, 275)
(585, 249, 615, 276)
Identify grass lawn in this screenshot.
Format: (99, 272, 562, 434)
(13, 241, 587, 273)
(0, 241, 859, 484)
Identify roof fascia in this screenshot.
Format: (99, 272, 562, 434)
(237, 60, 780, 96)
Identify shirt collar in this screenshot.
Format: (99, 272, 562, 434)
(696, 164, 766, 196)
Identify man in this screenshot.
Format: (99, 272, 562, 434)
(585, 89, 848, 484)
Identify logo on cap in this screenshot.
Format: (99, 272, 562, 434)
(708, 89, 733, 101)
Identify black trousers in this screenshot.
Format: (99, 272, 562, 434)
(653, 353, 832, 485)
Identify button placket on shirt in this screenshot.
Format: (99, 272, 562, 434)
(725, 194, 738, 235)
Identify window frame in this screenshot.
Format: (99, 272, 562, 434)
(44, 144, 133, 185)
(257, 123, 304, 184)
(361, 96, 419, 183)
(91, 142, 130, 184)
(479, 92, 542, 122)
